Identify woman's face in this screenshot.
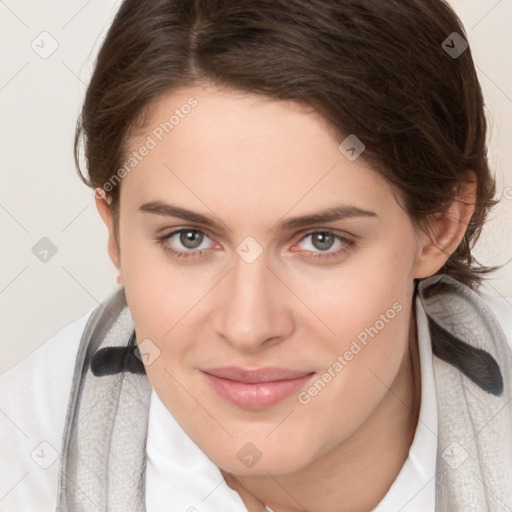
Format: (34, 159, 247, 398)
(100, 84, 430, 475)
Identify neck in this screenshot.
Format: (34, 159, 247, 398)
(223, 308, 422, 512)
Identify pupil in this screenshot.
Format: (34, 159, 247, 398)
(181, 230, 202, 249)
(314, 232, 333, 251)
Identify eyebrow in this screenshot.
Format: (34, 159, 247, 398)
(139, 200, 378, 231)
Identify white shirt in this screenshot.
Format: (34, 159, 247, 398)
(1, 291, 511, 512)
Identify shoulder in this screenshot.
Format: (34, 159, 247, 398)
(0, 308, 94, 409)
(0, 308, 94, 511)
(478, 291, 512, 353)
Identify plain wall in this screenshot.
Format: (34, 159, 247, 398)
(1, 0, 511, 375)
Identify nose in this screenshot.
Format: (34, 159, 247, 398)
(213, 249, 294, 353)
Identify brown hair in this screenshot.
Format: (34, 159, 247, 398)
(75, 0, 501, 290)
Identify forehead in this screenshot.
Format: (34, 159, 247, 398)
(120, 84, 396, 221)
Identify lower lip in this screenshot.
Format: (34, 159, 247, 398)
(201, 371, 315, 410)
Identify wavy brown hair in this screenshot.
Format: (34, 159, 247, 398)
(75, 0, 501, 290)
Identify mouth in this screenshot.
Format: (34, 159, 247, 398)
(201, 367, 316, 410)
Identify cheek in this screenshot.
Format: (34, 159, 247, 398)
(296, 302, 411, 449)
(291, 249, 413, 418)
(119, 234, 196, 333)
(289, 245, 413, 349)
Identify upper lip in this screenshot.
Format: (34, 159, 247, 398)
(202, 366, 314, 384)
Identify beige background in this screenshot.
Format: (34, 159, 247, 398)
(0, 0, 511, 375)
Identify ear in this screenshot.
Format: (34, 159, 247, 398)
(413, 175, 477, 279)
(94, 188, 124, 286)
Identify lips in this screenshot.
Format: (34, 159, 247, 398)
(201, 366, 316, 409)
(202, 366, 313, 383)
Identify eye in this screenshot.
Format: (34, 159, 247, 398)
(293, 230, 356, 260)
(156, 228, 356, 261)
(156, 228, 216, 259)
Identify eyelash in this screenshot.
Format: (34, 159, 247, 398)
(155, 227, 356, 261)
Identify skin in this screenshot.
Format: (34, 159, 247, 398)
(96, 83, 476, 512)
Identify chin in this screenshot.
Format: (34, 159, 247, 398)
(207, 438, 315, 476)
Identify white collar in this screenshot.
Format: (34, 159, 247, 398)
(145, 294, 437, 511)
